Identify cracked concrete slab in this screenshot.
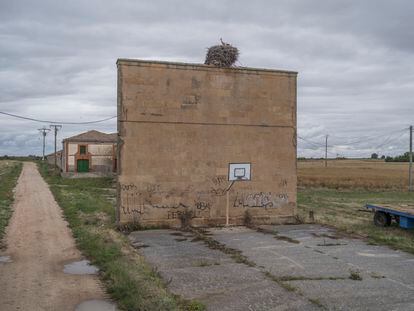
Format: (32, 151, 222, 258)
(129, 230, 318, 311)
(209, 224, 414, 310)
(130, 225, 414, 310)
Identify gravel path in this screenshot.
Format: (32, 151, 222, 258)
(0, 162, 109, 311)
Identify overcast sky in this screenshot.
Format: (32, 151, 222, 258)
(1, 0, 413, 157)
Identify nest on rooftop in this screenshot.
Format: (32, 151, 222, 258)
(204, 39, 239, 68)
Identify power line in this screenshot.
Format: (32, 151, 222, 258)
(409, 125, 413, 192)
(331, 128, 408, 146)
(298, 136, 325, 148)
(298, 127, 411, 158)
(298, 127, 407, 149)
(329, 127, 409, 141)
(50, 124, 62, 170)
(325, 134, 328, 167)
(374, 130, 407, 149)
(0, 111, 116, 125)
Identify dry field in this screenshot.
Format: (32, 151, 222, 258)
(298, 159, 410, 190)
(297, 159, 414, 254)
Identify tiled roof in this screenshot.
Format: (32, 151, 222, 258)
(63, 130, 117, 143)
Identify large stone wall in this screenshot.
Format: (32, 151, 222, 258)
(117, 59, 297, 227)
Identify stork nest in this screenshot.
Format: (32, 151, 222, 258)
(205, 39, 239, 67)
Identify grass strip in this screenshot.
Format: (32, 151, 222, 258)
(297, 188, 414, 255)
(0, 161, 22, 248)
(38, 162, 204, 311)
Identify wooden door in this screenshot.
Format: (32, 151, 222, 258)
(77, 159, 89, 172)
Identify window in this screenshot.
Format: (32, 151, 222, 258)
(79, 145, 87, 154)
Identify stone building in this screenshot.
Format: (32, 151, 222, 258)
(46, 150, 63, 169)
(62, 130, 117, 176)
(117, 59, 297, 227)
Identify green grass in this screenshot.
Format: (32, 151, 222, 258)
(297, 188, 414, 254)
(349, 270, 363, 281)
(0, 161, 22, 248)
(37, 161, 205, 311)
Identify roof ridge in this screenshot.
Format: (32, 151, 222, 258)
(63, 130, 117, 142)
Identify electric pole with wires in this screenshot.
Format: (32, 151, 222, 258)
(325, 134, 329, 167)
(38, 127, 50, 160)
(409, 125, 413, 192)
(50, 124, 62, 170)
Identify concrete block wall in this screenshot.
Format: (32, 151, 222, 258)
(117, 59, 297, 227)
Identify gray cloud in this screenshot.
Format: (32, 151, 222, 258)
(0, 0, 413, 157)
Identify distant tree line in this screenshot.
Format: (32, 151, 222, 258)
(383, 152, 411, 162)
(371, 152, 412, 162)
(0, 155, 41, 161)
(298, 153, 411, 162)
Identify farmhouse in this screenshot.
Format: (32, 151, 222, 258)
(117, 59, 297, 227)
(62, 130, 117, 176)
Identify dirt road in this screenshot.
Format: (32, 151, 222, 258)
(0, 162, 108, 311)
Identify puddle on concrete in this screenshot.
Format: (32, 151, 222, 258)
(75, 299, 116, 311)
(63, 259, 99, 275)
(0, 256, 12, 264)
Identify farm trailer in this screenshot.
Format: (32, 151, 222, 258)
(366, 204, 414, 229)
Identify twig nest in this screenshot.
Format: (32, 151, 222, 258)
(205, 39, 239, 67)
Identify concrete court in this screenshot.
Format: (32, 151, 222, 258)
(130, 224, 414, 311)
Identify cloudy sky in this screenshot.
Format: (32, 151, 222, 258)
(1, 0, 413, 157)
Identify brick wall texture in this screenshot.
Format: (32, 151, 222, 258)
(117, 59, 297, 227)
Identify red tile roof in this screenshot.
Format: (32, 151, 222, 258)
(63, 130, 117, 143)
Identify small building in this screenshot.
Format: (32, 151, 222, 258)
(62, 130, 117, 176)
(117, 59, 297, 227)
(46, 150, 63, 169)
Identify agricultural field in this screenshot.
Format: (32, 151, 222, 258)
(0, 160, 22, 248)
(297, 159, 414, 254)
(298, 159, 409, 190)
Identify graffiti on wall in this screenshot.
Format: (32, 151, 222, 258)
(233, 192, 288, 209)
(120, 177, 290, 221)
(120, 182, 212, 219)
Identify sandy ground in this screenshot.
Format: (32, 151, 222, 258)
(0, 162, 108, 311)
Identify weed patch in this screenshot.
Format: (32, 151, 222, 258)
(190, 228, 256, 267)
(278, 275, 347, 281)
(174, 238, 188, 242)
(298, 188, 414, 255)
(274, 235, 300, 244)
(349, 270, 363, 281)
(170, 232, 184, 236)
(256, 227, 300, 244)
(243, 210, 253, 228)
(0, 161, 22, 248)
(370, 272, 385, 279)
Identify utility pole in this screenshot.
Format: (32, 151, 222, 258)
(325, 134, 329, 167)
(38, 127, 50, 160)
(409, 125, 413, 192)
(50, 124, 62, 170)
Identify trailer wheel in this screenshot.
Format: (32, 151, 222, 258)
(394, 215, 400, 224)
(374, 211, 391, 227)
